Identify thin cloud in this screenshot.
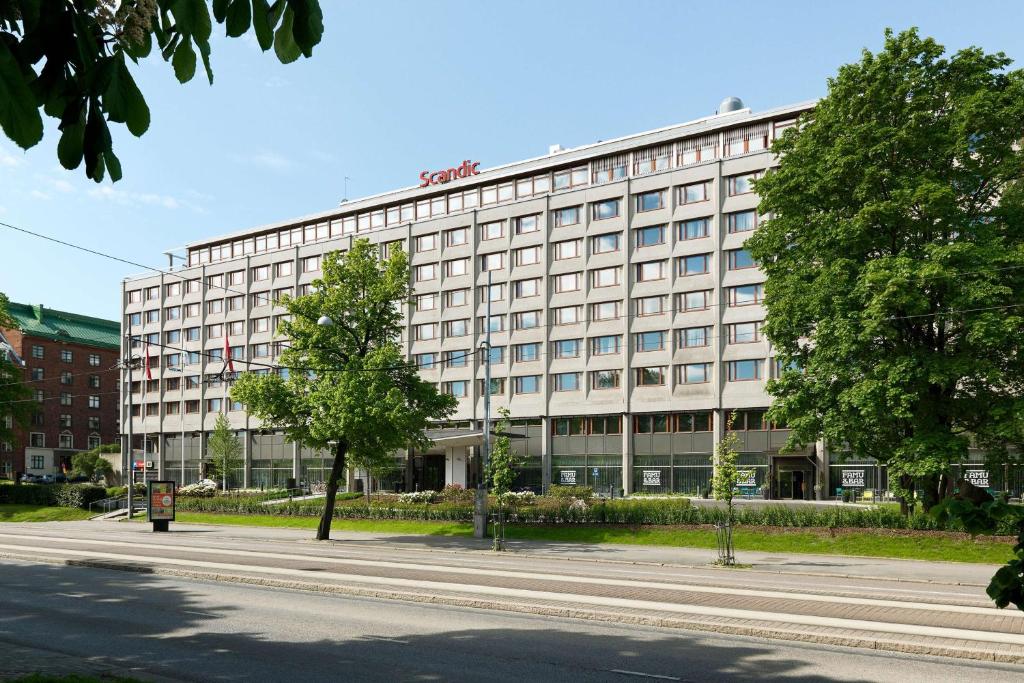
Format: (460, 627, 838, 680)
(29, 189, 50, 200)
(236, 150, 293, 171)
(0, 145, 24, 168)
(87, 185, 205, 212)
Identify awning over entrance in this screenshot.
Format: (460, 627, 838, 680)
(422, 427, 529, 450)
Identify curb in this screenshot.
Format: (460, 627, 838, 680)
(1, 550, 1016, 666)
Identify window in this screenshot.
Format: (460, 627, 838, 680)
(31, 412, 44, 425)
(635, 331, 666, 352)
(33, 389, 43, 402)
(725, 126, 769, 155)
(206, 300, 223, 315)
(680, 363, 712, 383)
(251, 265, 270, 282)
(59, 371, 73, 385)
(514, 215, 540, 235)
(513, 247, 539, 267)
(227, 270, 244, 286)
(513, 311, 541, 330)
(145, 285, 160, 300)
(727, 248, 756, 270)
(553, 239, 581, 260)
(552, 417, 585, 436)
(679, 253, 711, 276)
(728, 284, 764, 306)
(552, 272, 581, 293)
(730, 321, 761, 343)
(88, 374, 100, 388)
(186, 278, 201, 293)
(60, 392, 72, 406)
(415, 264, 437, 282)
(252, 317, 270, 334)
(415, 353, 438, 369)
(185, 302, 201, 317)
(479, 378, 506, 396)
(513, 342, 542, 363)
(514, 375, 541, 394)
(634, 144, 671, 175)
(728, 359, 763, 381)
(590, 369, 621, 390)
(184, 326, 201, 341)
(31, 345, 43, 359)
(591, 300, 621, 321)
(591, 335, 621, 355)
(480, 221, 504, 241)
(415, 323, 438, 340)
(251, 343, 270, 359)
(59, 414, 72, 428)
(728, 409, 768, 431)
(728, 210, 758, 233)
(482, 252, 506, 271)
(633, 414, 670, 434)
(679, 290, 712, 312)
(207, 398, 223, 412)
(635, 190, 666, 212)
(127, 290, 142, 303)
(185, 400, 200, 414)
(477, 284, 503, 304)
(164, 282, 181, 297)
(445, 319, 470, 337)
(275, 261, 293, 277)
(88, 416, 101, 429)
(88, 395, 100, 408)
(592, 154, 627, 184)
(678, 326, 711, 348)
(728, 172, 760, 196)
(636, 367, 667, 386)
(591, 266, 621, 288)
(553, 305, 581, 325)
(128, 312, 142, 327)
(487, 346, 505, 365)
(207, 323, 224, 339)
(592, 199, 621, 220)
(478, 314, 506, 333)
(679, 218, 711, 240)
(635, 295, 667, 317)
(553, 372, 581, 392)
(553, 206, 580, 227)
(636, 260, 666, 282)
(416, 293, 438, 311)
(553, 166, 588, 191)
(443, 350, 469, 368)
(443, 381, 469, 398)
(273, 287, 291, 303)
(635, 225, 665, 248)
(31, 368, 43, 381)
(592, 233, 621, 254)
(302, 255, 321, 273)
(680, 181, 710, 204)
(415, 234, 437, 252)
(164, 306, 181, 322)
(165, 329, 181, 344)
(144, 309, 160, 324)
(227, 295, 244, 311)
(516, 174, 550, 198)
(552, 338, 580, 359)
(446, 227, 469, 246)
(445, 258, 469, 277)
(514, 278, 540, 299)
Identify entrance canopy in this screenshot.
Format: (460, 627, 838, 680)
(421, 427, 529, 452)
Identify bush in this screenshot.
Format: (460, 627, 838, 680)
(546, 485, 593, 501)
(53, 484, 107, 509)
(105, 484, 146, 498)
(0, 483, 55, 506)
(440, 483, 475, 504)
(498, 490, 536, 506)
(397, 490, 437, 504)
(178, 479, 218, 497)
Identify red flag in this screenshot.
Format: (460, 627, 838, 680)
(143, 343, 152, 380)
(224, 332, 234, 373)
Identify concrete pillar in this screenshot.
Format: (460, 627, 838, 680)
(815, 438, 828, 500)
(243, 429, 250, 489)
(292, 441, 300, 480)
(541, 416, 552, 493)
(621, 413, 632, 495)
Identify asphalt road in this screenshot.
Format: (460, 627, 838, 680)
(1, 556, 1022, 683)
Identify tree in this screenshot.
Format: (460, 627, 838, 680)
(71, 444, 116, 482)
(0, 293, 31, 458)
(207, 412, 242, 491)
(232, 239, 456, 540)
(747, 28, 1024, 514)
(487, 407, 518, 551)
(711, 412, 741, 566)
(0, 0, 323, 182)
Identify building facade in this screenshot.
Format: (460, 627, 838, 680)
(119, 99, 1023, 499)
(1, 303, 120, 478)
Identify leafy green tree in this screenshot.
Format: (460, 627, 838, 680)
(711, 412, 741, 565)
(486, 408, 518, 551)
(747, 28, 1024, 513)
(71, 444, 117, 481)
(0, 293, 31, 458)
(232, 239, 456, 540)
(207, 412, 242, 491)
(0, 0, 323, 182)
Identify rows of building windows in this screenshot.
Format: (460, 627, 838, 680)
(548, 410, 777, 435)
(27, 346, 102, 366)
(180, 120, 784, 268)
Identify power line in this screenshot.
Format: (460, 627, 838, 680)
(0, 363, 121, 389)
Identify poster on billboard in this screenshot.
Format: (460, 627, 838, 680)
(147, 481, 176, 522)
(841, 469, 865, 488)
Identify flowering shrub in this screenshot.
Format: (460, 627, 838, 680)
(498, 490, 536, 505)
(546, 485, 594, 501)
(177, 479, 218, 497)
(440, 483, 475, 503)
(398, 490, 437, 504)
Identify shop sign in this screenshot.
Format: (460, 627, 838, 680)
(642, 470, 661, 486)
(147, 481, 175, 522)
(841, 469, 865, 488)
(560, 470, 577, 485)
(418, 160, 480, 187)
(965, 470, 990, 488)
(736, 469, 757, 487)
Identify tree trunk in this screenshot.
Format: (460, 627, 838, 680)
(316, 440, 348, 541)
(919, 473, 942, 513)
(898, 474, 914, 516)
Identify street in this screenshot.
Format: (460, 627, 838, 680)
(0, 521, 1022, 681)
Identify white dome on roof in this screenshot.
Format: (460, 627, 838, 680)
(718, 96, 745, 114)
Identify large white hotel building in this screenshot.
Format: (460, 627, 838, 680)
(121, 98, 911, 500)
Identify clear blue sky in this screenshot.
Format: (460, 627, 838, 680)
(1, 0, 1022, 320)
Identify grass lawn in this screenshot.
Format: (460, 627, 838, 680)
(0, 504, 94, 522)
(166, 512, 1013, 564)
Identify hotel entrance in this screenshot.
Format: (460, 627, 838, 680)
(772, 456, 815, 500)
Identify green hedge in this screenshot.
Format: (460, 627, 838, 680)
(0, 483, 109, 509)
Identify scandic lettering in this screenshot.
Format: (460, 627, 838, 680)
(418, 160, 480, 187)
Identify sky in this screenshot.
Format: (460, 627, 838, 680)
(1, 0, 1023, 320)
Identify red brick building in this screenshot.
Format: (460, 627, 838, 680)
(0, 303, 120, 478)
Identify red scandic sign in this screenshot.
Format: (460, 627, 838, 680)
(418, 160, 480, 187)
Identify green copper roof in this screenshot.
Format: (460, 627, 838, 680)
(6, 302, 120, 350)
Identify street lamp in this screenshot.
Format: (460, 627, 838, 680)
(317, 315, 335, 328)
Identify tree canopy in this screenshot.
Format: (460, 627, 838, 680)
(0, 0, 323, 181)
(747, 28, 1024, 510)
(207, 412, 242, 490)
(232, 239, 456, 540)
(0, 293, 31, 452)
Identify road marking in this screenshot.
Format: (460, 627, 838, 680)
(609, 669, 681, 680)
(0, 533, 1008, 619)
(0, 543, 1021, 647)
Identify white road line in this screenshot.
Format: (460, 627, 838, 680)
(0, 543, 1021, 647)
(609, 669, 681, 680)
(0, 533, 1009, 618)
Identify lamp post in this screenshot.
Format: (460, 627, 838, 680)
(474, 270, 493, 539)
